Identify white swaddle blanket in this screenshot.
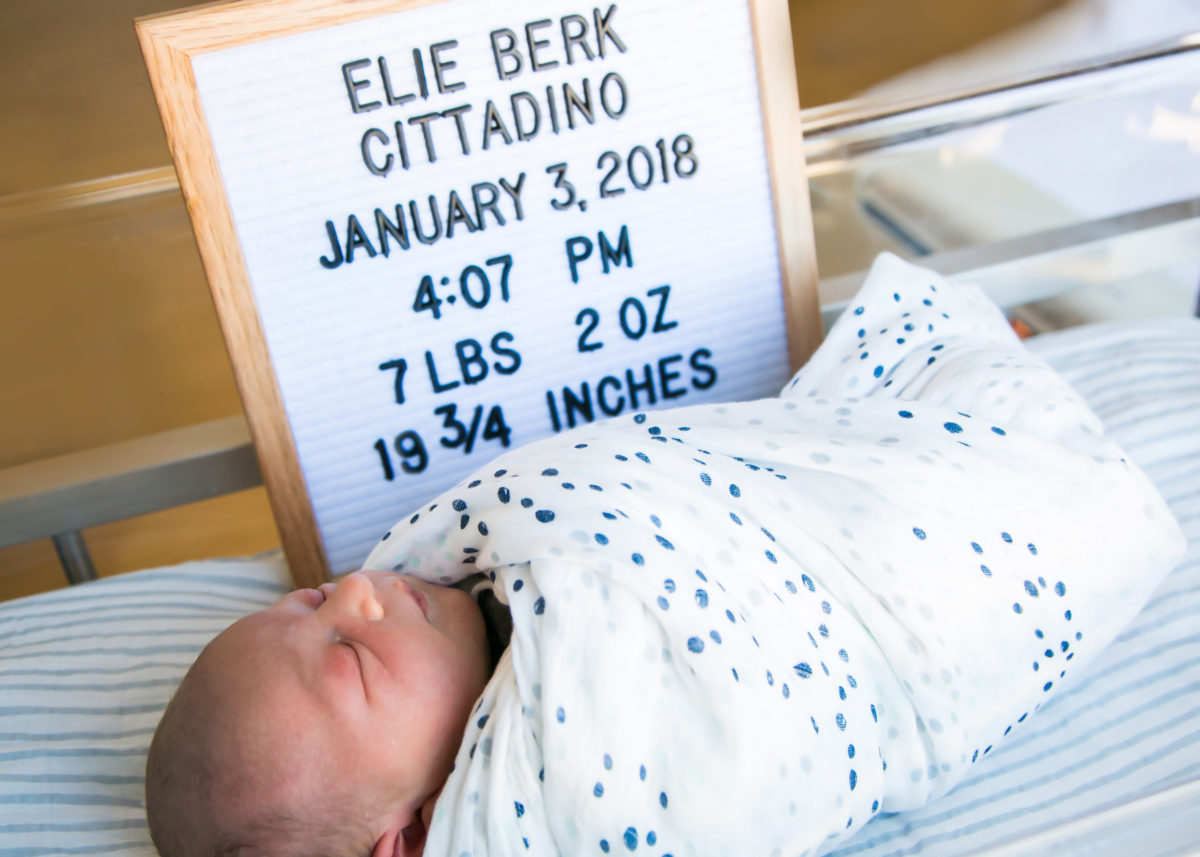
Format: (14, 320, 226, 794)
(364, 253, 1185, 857)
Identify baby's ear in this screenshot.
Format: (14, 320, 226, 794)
(373, 790, 439, 857)
(371, 818, 425, 857)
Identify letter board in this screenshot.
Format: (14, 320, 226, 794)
(137, 0, 819, 588)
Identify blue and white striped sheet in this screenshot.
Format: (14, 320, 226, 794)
(0, 317, 1196, 857)
(832, 317, 1200, 857)
(0, 553, 290, 856)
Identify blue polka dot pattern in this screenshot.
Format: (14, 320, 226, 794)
(362, 252, 1184, 857)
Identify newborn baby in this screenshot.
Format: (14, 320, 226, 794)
(144, 254, 1184, 857)
(144, 569, 492, 857)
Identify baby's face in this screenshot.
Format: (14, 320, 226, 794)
(198, 569, 490, 837)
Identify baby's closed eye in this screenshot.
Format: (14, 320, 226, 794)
(337, 641, 368, 693)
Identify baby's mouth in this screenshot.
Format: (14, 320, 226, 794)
(411, 587, 429, 620)
(396, 577, 429, 620)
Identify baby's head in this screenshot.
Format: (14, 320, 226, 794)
(145, 570, 491, 857)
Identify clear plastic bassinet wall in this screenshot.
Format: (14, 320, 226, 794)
(803, 37, 1200, 331)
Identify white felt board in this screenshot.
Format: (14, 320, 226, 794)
(142, 0, 814, 580)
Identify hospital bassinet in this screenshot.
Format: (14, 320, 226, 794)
(1, 37, 1198, 857)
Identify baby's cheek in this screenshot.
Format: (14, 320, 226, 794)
(441, 599, 492, 693)
(435, 586, 487, 635)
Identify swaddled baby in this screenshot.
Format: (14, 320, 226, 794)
(145, 254, 1186, 857)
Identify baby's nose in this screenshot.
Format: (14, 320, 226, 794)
(326, 572, 384, 620)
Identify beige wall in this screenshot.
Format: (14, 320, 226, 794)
(789, 0, 1066, 106)
(0, 0, 280, 599)
(0, 0, 1065, 601)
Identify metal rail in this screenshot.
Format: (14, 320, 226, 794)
(0, 417, 262, 582)
(819, 198, 1200, 329)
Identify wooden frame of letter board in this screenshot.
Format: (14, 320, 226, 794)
(136, 0, 820, 591)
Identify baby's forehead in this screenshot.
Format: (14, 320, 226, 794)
(196, 614, 322, 724)
(203, 609, 301, 678)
